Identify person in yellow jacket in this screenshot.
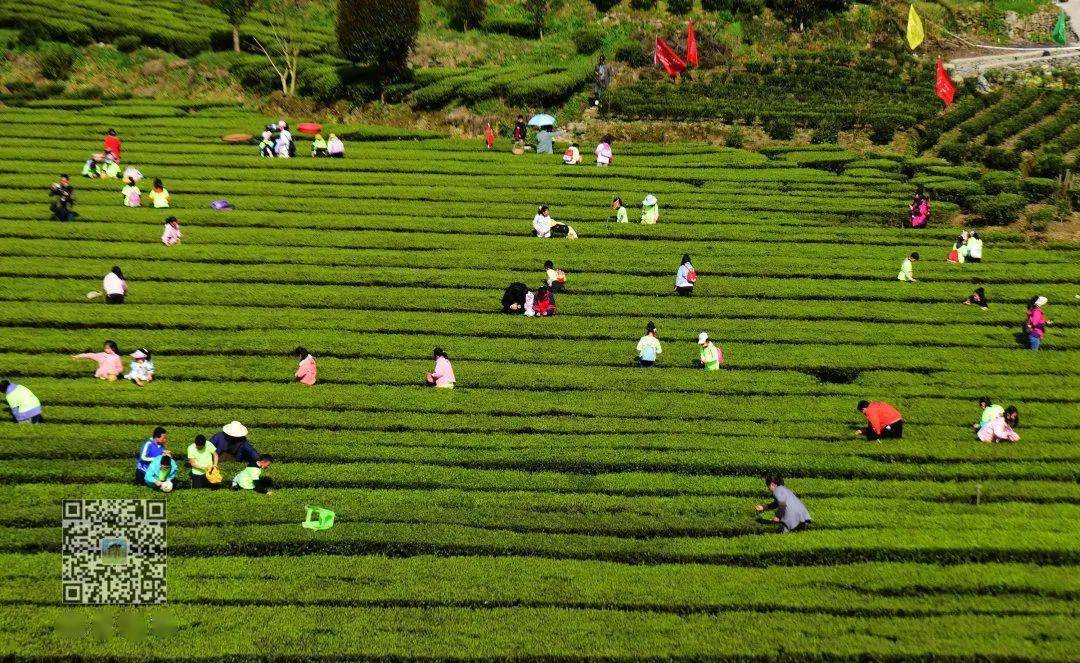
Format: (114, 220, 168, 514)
(2, 380, 43, 423)
(640, 194, 659, 224)
(697, 333, 723, 370)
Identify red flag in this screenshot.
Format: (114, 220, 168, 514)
(687, 21, 699, 67)
(654, 38, 687, 77)
(935, 59, 956, 107)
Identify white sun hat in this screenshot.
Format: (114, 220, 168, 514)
(698, 332, 709, 345)
(223, 421, 248, 437)
(130, 349, 148, 359)
(642, 194, 657, 206)
(160, 480, 173, 493)
(1035, 296, 1048, 307)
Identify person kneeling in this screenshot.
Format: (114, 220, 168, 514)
(232, 455, 274, 494)
(755, 475, 811, 533)
(144, 454, 178, 492)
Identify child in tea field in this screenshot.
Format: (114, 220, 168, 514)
(697, 332, 723, 370)
(977, 405, 1020, 443)
(2, 380, 43, 424)
(544, 260, 567, 293)
(295, 346, 317, 386)
(532, 285, 556, 316)
(897, 252, 919, 282)
(963, 287, 989, 310)
(908, 189, 929, 228)
(966, 232, 983, 262)
(122, 177, 141, 207)
(484, 123, 495, 150)
(595, 136, 612, 166)
(755, 475, 811, 533)
(641, 195, 659, 224)
(611, 197, 628, 223)
(144, 455, 177, 492)
(636, 321, 662, 367)
(563, 143, 581, 164)
(1024, 296, 1050, 350)
(327, 133, 345, 158)
(103, 129, 121, 163)
(73, 340, 123, 381)
(974, 397, 1004, 431)
(502, 282, 529, 313)
(312, 134, 328, 157)
(148, 179, 170, 209)
(675, 254, 696, 296)
(232, 455, 274, 494)
(91, 265, 127, 304)
(161, 217, 181, 246)
(426, 348, 456, 389)
(947, 234, 968, 264)
(533, 206, 553, 238)
(855, 400, 903, 440)
(259, 131, 274, 157)
(124, 348, 154, 386)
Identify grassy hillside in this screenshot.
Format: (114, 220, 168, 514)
(0, 99, 1077, 658)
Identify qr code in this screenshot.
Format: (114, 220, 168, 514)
(62, 500, 167, 605)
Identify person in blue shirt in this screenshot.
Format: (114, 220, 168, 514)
(755, 475, 811, 533)
(135, 427, 168, 485)
(144, 455, 177, 492)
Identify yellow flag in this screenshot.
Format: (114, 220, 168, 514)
(907, 4, 925, 50)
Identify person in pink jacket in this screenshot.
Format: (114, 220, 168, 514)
(295, 346, 317, 386)
(161, 217, 181, 246)
(425, 347, 456, 389)
(72, 340, 123, 381)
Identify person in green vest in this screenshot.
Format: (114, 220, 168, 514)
(972, 396, 1004, 431)
(640, 194, 659, 224)
(611, 197, 628, 223)
(311, 134, 328, 158)
(697, 333, 723, 370)
(2, 380, 43, 423)
(232, 455, 274, 494)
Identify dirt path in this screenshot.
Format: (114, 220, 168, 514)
(946, 0, 1080, 77)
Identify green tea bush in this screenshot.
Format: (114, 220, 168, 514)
(481, 17, 537, 37)
(764, 116, 795, 140)
(973, 192, 1026, 225)
(36, 41, 79, 80)
(1020, 177, 1056, 202)
(572, 25, 605, 54)
(981, 147, 1020, 171)
(630, 0, 657, 8)
(980, 170, 1020, 195)
(442, 0, 488, 30)
(724, 125, 744, 148)
(1030, 151, 1064, 178)
(811, 117, 840, 145)
(869, 117, 895, 145)
(114, 35, 141, 53)
(667, 0, 693, 14)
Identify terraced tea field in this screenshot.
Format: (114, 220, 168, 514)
(0, 100, 1077, 660)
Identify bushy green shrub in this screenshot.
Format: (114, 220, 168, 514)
(702, 0, 764, 13)
(572, 25, 605, 54)
(481, 17, 537, 37)
(114, 35, 141, 53)
(588, 0, 623, 10)
(981, 147, 1020, 171)
(37, 42, 80, 80)
(1025, 205, 1056, 230)
(337, 0, 420, 77)
(629, 0, 657, 9)
(973, 193, 1026, 225)
(869, 118, 895, 145)
(810, 118, 840, 144)
(614, 39, 651, 66)
(936, 142, 966, 165)
(667, 0, 693, 13)
(980, 170, 1020, 195)
(442, 0, 487, 30)
(724, 125, 744, 148)
(1030, 151, 1064, 178)
(764, 116, 795, 140)
(1020, 177, 1056, 202)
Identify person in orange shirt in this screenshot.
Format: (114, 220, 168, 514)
(855, 400, 903, 440)
(484, 123, 495, 150)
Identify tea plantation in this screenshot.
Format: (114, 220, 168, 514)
(0, 100, 1077, 659)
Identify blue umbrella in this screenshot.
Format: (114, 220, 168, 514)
(528, 113, 557, 127)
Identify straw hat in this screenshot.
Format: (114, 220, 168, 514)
(698, 332, 709, 345)
(223, 421, 248, 437)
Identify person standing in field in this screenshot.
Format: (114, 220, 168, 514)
(593, 55, 610, 105)
(187, 434, 219, 490)
(148, 179, 170, 209)
(636, 321, 662, 367)
(611, 196, 628, 223)
(1024, 296, 1050, 350)
(426, 347, 456, 389)
(103, 128, 121, 163)
(897, 252, 919, 282)
(640, 195, 659, 224)
(135, 427, 169, 485)
(295, 346, 317, 386)
(675, 254, 697, 296)
(513, 115, 527, 146)
(755, 475, 811, 533)
(484, 123, 495, 150)
(2, 380, 42, 424)
(966, 231, 983, 263)
(49, 174, 75, 221)
(161, 217, 181, 246)
(855, 400, 904, 440)
(908, 188, 928, 228)
(72, 340, 123, 381)
(697, 333, 723, 370)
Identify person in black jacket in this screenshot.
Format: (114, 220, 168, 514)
(49, 175, 75, 221)
(502, 282, 529, 313)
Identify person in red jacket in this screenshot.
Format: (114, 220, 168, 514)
(855, 400, 903, 440)
(103, 129, 121, 162)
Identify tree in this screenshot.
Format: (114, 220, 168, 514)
(252, 0, 313, 96)
(212, 0, 255, 52)
(524, 0, 554, 39)
(766, 0, 852, 29)
(443, 0, 487, 31)
(337, 0, 420, 78)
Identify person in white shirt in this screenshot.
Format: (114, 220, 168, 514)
(636, 321, 662, 367)
(102, 266, 127, 304)
(275, 121, 293, 158)
(124, 348, 155, 386)
(533, 206, 553, 238)
(966, 231, 983, 263)
(674, 254, 696, 296)
(563, 143, 581, 165)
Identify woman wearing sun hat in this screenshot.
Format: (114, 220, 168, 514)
(210, 421, 261, 463)
(640, 194, 659, 224)
(697, 332, 723, 370)
(1024, 296, 1050, 350)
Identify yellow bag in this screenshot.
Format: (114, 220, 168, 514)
(205, 466, 223, 485)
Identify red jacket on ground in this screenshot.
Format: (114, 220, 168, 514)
(863, 402, 902, 434)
